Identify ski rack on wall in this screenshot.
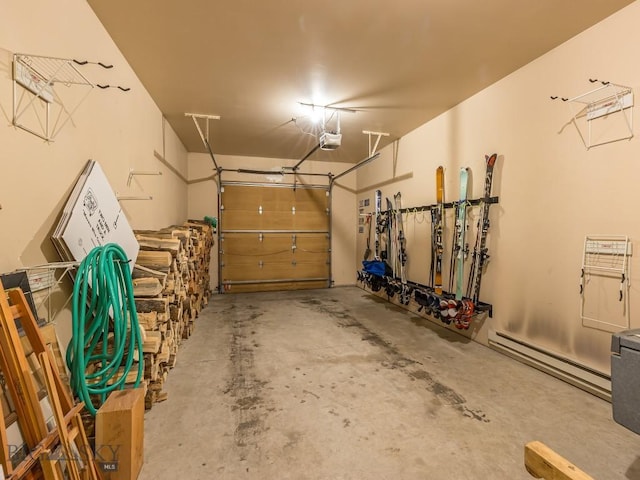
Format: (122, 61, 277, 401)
(12, 53, 129, 142)
(389, 195, 499, 214)
(552, 80, 634, 149)
(358, 192, 500, 320)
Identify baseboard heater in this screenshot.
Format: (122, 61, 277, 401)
(488, 330, 611, 401)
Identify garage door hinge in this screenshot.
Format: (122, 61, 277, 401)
(259, 233, 263, 242)
(259, 205, 263, 215)
(326, 208, 330, 215)
(291, 260, 297, 266)
(259, 261, 264, 268)
(292, 206, 296, 215)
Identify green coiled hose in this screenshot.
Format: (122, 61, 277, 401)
(66, 243, 143, 416)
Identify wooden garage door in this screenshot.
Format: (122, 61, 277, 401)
(219, 183, 330, 293)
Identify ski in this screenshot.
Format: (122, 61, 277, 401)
(429, 207, 437, 287)
(467, 153, 498, 304)
(374, 190, 382, 260)
(393, 192, 410, 304)
(363, 212, 372, 261)
(384, 197, 396, 297)
(455, 167, 469, 300)
(434, 166, 445, 295)
(385, 197, 394, 270)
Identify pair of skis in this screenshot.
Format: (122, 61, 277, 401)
(451, 167, 469, 300)
(467, 153, 498, 304)
(431, 165, 468, 301)
(370, 189, 410, 303)
(393, 192, 411, 304)
(429, 166, 471, 328)
(427, 154, 497, 328)
(374, 190, 383, 260)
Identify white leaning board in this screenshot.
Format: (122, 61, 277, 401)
(60, 160, 139, 267)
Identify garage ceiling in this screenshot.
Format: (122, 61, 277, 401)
(87, 0, 634, 164)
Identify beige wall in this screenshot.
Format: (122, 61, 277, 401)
(1, 0, 188, 342)
(187, 153, 357, 290)
(356, 2, 640, 374)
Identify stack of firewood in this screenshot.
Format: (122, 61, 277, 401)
(131, 220, 214, 409)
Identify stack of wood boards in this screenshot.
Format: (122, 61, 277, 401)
(131, 220, 214, 409)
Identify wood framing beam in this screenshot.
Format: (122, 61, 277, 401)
(525, 441, 594, 480)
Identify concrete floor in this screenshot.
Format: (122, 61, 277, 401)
(138, 287, 640, 480)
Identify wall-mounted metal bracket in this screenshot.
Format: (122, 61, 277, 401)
(127, 169, 162, 187)
(13, 53, 93, 141)
(185, 112, 221, 171)
(553, 81, 634, 149)
(116, 193, 153, 201)
(362, 130, 390, 156)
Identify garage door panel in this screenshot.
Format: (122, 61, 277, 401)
(294, 189, 327, 209)
(220, 186, 263, 210)
(294, 236, 329, 255)
(222, 185, 294, 211)
(222, 261, 328, 281)
(222, 253, 294, 265)
(293, 189, 328, 229)
(262, 188, 294, 209)
(292, 214, 328, 230)
(226, 280, 328, 293)
(222, 234, 328, 253)
(222, 253, 328, 267)
(222, 210, 301, 230)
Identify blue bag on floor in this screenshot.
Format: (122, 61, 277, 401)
(362, 260, 386, 277)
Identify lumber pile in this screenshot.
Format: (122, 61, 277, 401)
(132, 220, 214, 409)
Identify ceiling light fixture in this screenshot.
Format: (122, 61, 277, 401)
(298, 102, 355, 151)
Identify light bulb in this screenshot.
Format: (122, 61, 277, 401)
(309, 106, 323, 124)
